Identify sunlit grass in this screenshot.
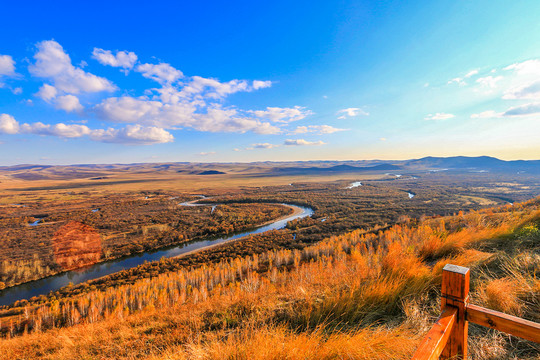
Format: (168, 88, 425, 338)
(1, 197, 539, 359)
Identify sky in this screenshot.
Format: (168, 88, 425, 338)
(1, 0, 540, 165)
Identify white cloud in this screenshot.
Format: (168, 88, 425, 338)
(252, 106, 313, 123)
(94, 96, 165, 123)
(136, 62, 183, 84)
(12, 87, 22, 95)
(0, 55, 16, 77)
(503, 80, 540, 100)
(29, 40, 116, 94)
(0, 113, 171, 144)
(55, 95, 83, 113)
(36, 84, 58, 101)
(292, 125, 346, 134)
(337, 107, 368, 119)
(252, 80, 272, 90)
(502, 60, 540, 100)
(92, 48, 138, 70)
(448, 69, 478, 85)
(17, 40, 312, 141)
(502, 103, 540, 117)
(90, 124, 173, 144)
(21, 122, 91, 138)
(470, 110, 501, 119)
(94, 95, 282, 135)
(283, 139, 326, 146)
(179, 76, 265, 99)
(424, 113, 455, 121)
(0, 114, 19, 134)
(476, 75, 503, 89)
(503, 59, 540, 76)
(193, 107, 281, 134)
(252, 143, 279, 149)
(198, 151, 216, 156)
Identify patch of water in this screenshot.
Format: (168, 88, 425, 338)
(346, 181, 362, 189)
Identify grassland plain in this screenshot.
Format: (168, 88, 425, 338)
(0, 196, 539, 359)
(2, 163, 539, 290)
(0, 194, 291, 288)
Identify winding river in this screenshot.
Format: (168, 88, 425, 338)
(0, 202, 313, 306)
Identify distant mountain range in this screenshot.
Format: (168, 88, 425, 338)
(403, 156, 540, 173)
(272, 163, 401, 174)
(0, 156, 539, 180)
(269, 156, 540, 175)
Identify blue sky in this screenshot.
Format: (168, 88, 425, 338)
(1, 0, 540, 165)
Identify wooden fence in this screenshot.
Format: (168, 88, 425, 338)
(412, 264, 540, 360)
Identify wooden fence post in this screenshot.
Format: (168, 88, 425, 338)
(441, 264, 470, 359)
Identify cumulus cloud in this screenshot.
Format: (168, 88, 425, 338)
(198, 151, 216, 156)
(424, 113, 455, 121)
(90, 125, 173, 144)
(0, 114, 19, 134)
(0, 55, 16, 77)
(193, 107, 281, 134)
(29, 40, 116, 95)
(94, 96, 165, 123)
(136, 62, 183, 84)
(337, 107, 368, 119)
(0, 113, 172, 144)
(503, 59, 540, 76)
(292, 125, 347, 134)
(55, 95, 83, 113)
(12, 39, 313, 143)
(92, 48, 138, 70)
(21, 122, 91, 138)
(502, 103, 540, 117)
(36, 84, 82, 113)
(179, 76, 270, 100)
(94, 96, 282, 134)
(36, 84, 58, 101)
(470, 110, 501, 119)
(283, 139, 326, 146)
(251, 106, 313, 123)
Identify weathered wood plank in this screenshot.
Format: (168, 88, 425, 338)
(467, 304, 540, 343)
(441, 264, 469, 359)
(412, 306, 457, 360)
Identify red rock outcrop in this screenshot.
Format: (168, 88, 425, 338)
(52, 221, 102, 270)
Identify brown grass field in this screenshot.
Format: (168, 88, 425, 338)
(0, 162, 539, 359)
(0, 196, 538, 359)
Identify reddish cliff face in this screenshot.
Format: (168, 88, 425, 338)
(52, 221, 102, 270)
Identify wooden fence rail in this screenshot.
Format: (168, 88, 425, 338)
(412, 264, 540, 360)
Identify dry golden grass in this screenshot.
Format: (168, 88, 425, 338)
(1, 198, 539, 359)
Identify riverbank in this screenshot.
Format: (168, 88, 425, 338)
(0, 203, 313, 306)
(172, 204, 302, 259)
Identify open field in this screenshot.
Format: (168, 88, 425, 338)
(1, 159, 539, 297)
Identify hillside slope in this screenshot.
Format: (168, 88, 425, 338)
(1, 198, 539, 359)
